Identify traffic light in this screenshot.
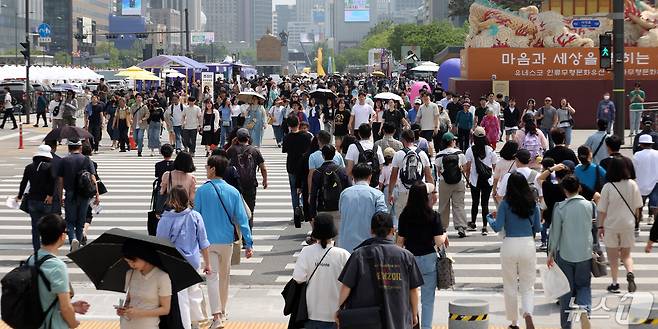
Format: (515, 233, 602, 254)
(599, 34, 612, 69)
(20, 41, 29, 60)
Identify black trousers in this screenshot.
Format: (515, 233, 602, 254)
(35, 111, 47, 126)
(242, 185, 257, 230)
(117, 120, 129, 151)
(0, 108, 17, 128)
(89, 124, 102, 152)
(181, 129, 198, 154)
(458, 128, 470, 152)
(470, 184, 492, 227)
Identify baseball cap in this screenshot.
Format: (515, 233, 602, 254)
(442, 132, 456, 142)
(236, 128, 250, 139)
(515, 149, 531, 164)
(473, 126, 486, 138)
(384, 147, 395, 158)
(414, 98, 422, 105)
(462, 102, 470, 107)
(639, 134, 654, 144)
(67, 138, 82, 146)
(561, 160, 576, 172)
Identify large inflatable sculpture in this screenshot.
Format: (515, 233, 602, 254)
(465, 0, 658, 48)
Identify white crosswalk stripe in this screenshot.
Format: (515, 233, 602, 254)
(0, 132, 656, 292)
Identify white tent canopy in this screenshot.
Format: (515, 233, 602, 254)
(0, 65, 103, 84)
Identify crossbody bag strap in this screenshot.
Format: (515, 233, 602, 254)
(307, 247, 332, 283)
(207, 181, 239, 234)
(610, 182, 637, 219)
(593, 134, 607, 158)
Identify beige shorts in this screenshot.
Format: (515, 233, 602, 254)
(603, 229, 635, 249)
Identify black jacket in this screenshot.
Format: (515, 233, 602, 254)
(19, 159, 55, 201)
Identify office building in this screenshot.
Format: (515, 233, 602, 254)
(43, 0, 110, 55)
(0, 0, 43, 54)
(287, 21, 317, 51)
(331, 0, 379, 52)
(274, 4, 296, 34)
(418, 0, 452, 24)
(252, 0, 272, 45)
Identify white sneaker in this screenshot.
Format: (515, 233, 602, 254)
(208, 318, 224, 329)
(71, 239, 80, 252)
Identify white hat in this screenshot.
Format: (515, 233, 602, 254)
(34, 145, 52, 159)
(639, 134, 654, 145)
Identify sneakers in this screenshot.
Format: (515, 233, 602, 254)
(80, 234, 88, 246)
(457, 227, 466, 238)
(539, 242, 548, 252)
(467, 222, 477, 231)
(627, 272, 637, 293)
(33, 124, 39, 127)
(481, 227, 488, 236)
(607, 283, 621, 293)
(70, 239, 80, 252)
(209, 318, 224, 329)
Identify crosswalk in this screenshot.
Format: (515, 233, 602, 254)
(0, 129, 656, 292)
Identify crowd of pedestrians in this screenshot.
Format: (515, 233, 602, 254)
(13, 72, 658, 329)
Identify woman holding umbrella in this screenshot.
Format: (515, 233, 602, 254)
(117, 239, 172, 329)
(307, 97, 322, 136)
(244, 96, 267, 147)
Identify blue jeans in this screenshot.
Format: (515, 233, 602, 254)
(556, 253, 592, 329)
(28, 199, 53, 252)
(415, 253, 437, 329)
(133, 128, 145, 154)
(305, 320, 336, 329)
(173, 126, 183, 150)
(220, 123, 231, 147)
(630, 109, 641, 133)
(563, 126, 573, 146)
(289, 174, 301, 209)
(273, 125, 284, 145)
(64, 193, 91, 243)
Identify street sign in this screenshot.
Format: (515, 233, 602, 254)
(190, 32, 215, 45)
(572, 19, 601, 28)
(37, 23, 51, 43)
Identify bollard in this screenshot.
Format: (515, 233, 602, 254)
(629, 305, 658, 328)
(18, 122, 23, 149)
(448, 299, 489, 329)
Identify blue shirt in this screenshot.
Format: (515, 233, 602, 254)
(407, 108, 418, 124)
(194, 179, 253, 248)
(308, 150, 345, 170)
(456, 110, 474, 130)
(220, 106, 231, 125)
(574, 164, 606, 192)
(487, 200, 541, 237)
(156, 208, 211, 269)
(337, 181, 389, 252)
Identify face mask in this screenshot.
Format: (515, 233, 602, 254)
(603, 95, 610, 100)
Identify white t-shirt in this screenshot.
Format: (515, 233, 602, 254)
(417, 102, 439, 131)
(182, 105, 202, 129)
(391, 146, 431, 191)
(4, 93, 13, 109)
(292, 244, 350, 322)
(465, 146, 498, 187)
(486, 100, 501, 117)
(166, 103, 185, 126)
(269, 105, 285, 126)
(345, 140, 385, 166)
(496, 166, 543, 198)
(48, 100, 63, 120)
(633, 149, 658, 195)
(379, 164, 392, 187)
(121, 267, 172, 329)
(351, 103, 374, 128)
(599, 179, 643, 231)
(230, 105, 242, 117)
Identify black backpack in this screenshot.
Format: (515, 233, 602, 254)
(320, 166, 343, 211)
(437, 151, 463, 184)
(1, 254, 57, 329)
(75, 157, 97, 198)
(399, 148, 424, 189)
(355, 143, 381, 188)
(235, 146, 258, 189)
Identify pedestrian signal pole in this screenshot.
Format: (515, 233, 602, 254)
(612, 0, 625, 141)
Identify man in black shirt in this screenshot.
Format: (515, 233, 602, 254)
(84, 94, 105, 153)
(600, 135, 636, 179)
(337, 212, 422, 329)
(282, 116, 312, 215)
(475, 97, 487, 126)
(543, 128, 578, 164)
(632, 118, 658, 153)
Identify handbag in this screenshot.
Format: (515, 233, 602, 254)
(96, 180, 108, 195)
(209, 182, 245, 266)
(293, 205, 303, 228)
(281, 247, 333, 327)
(337, 259, 382, 329)
(591, 244, 608, 278)
(19, 195, 29, 213)
(436, 246, 455, 290)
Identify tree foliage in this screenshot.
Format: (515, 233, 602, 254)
(388, 22, 468, 61)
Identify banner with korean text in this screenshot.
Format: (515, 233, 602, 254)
(465, 47, 658, 80)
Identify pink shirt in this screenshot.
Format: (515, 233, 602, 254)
(481, 115, 500, 144)
(160, 170, 197, 201)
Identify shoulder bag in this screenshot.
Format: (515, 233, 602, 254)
(280, 247, 332, 328)
(337, 258, 382, 329)
(208, 181, 243, 266)
(436, 245, 455, 290)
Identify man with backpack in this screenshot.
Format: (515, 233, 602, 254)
(345, 123, 385, 187)
(307, 130, 345, 194)
(56, 138, 98, 252)
(388, 129, 433, 220)
(1, 214, 90, 329)
(227, 128, 268, 230)
(496, 149, 542, 204)
(435, 132, 469, 237)
(310, 145, 351, 231)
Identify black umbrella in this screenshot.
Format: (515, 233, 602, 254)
(43, 126, 94, 142)
(309, 89, 336, 102)
(67, 228, 203, 293)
